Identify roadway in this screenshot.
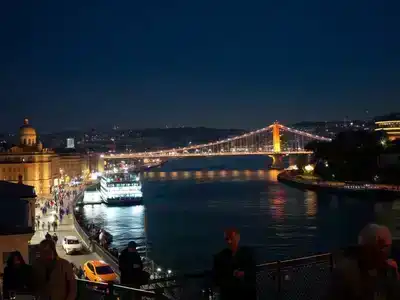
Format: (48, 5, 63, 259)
(103, 150, 313, 159)
(31, 198, 101, 269)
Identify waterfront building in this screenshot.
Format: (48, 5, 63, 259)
(375, 113, 400, 141)
(57, 149, 90, 183)
(89, 152, 105, 174)
(0, 180, 36, 271)
(0, 119, 90, 195)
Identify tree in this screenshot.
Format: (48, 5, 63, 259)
(306, 130, 388, 182)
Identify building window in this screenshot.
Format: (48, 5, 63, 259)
(8, 168, 11, 172)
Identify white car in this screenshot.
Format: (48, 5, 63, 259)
(62, 236, 83, 254)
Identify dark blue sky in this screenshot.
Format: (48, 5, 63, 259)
(1, 1, 399, 132)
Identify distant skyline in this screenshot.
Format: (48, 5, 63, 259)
(1, 115, 380, 135)
(1, 1, 399, 132)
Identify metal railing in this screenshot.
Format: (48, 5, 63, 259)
(152, 252, 335, 300)
(73, 252, 334, 300)
(76, 278, 169, 300)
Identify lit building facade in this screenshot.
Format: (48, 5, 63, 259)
(375, 113, 400, 141)
(0, 119, 89, 195)
(89, 152, 105, 174)
(58, 152, 89, 183)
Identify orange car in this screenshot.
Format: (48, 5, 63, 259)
(83, 260, 118, 283)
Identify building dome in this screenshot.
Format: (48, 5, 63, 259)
(19, 118, 37, 146)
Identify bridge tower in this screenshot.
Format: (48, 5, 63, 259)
(272, 122, 281, 153)
(268, 122, 284, 169)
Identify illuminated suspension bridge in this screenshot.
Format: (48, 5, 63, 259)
(102, 122, 331, 168)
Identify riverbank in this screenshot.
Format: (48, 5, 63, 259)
(72, 187, 173, 286)
(277, 170, 400, 198)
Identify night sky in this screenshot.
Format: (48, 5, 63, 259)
(1, 1, 399, 132)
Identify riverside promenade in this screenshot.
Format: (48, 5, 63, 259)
(30, 204, 101, 268)
(278, 170, 400, 196)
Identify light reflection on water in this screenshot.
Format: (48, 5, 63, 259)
(79, 169, 380, 272)
(305, 191, 317, 217)
(82, 204, 146, 248)
(142, 169, 279, 182)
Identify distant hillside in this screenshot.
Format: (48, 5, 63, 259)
(113, 127, 246, 151)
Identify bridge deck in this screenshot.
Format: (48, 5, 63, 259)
(103, 151, 312, 159)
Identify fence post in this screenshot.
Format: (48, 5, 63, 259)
(105, 282, 114, 300)
(277, 261, 282, 300)
(329, 253, 334, 272)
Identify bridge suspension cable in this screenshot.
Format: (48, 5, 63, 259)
(102, 122, 332, 159)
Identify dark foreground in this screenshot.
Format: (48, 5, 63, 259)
(74, 252, 336, 300)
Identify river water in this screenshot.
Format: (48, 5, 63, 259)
(78, 156, 395, 273)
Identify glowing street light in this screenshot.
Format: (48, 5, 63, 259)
(156, 268, 162, 272)
(304, 164, 314, 173)
(167, 269, 172, 274)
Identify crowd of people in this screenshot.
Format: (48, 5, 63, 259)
(35, 186, 78, 238)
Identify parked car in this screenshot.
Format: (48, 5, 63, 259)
(62, 236, 83, 254)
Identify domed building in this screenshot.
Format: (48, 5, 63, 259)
(0, 119, 89, 195)
(19, 118, 38, 146)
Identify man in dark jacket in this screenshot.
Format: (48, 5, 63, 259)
(118, 241, 143, 287)
(213, 229, 257, 300)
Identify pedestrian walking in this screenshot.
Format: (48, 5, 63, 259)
(45, 232, 52, 240)
(52, 233, 58, 244)
(52, 221, 57, 232)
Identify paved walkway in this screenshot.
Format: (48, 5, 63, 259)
(31, 200, 100, 269)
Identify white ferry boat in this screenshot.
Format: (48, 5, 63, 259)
(100, 172, 143, 205)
